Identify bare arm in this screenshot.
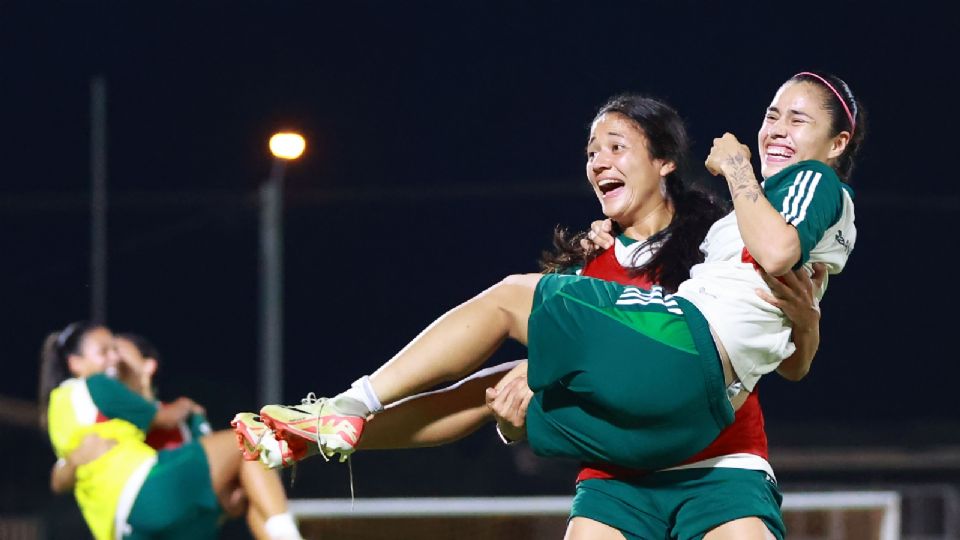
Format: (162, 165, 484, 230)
(50, 459, 76, 494)
(706, 133, 801, 275)
(756, 263, 827, 381)
(51, 434, 116, 494)
(151, 397, 200, 430)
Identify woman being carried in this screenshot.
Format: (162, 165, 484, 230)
(247, 70, 862, 480)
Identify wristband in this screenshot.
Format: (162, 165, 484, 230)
(495, 423, 521, 446)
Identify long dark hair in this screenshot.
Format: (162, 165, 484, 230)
(38, 321, 100, 427)
(789, 71, 867, 182)
(540, 94, 727, 292)
(116, 333, 161, 364)
(115, 332, 161, 397)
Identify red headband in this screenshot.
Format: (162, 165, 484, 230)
(795, 71, 856, 136)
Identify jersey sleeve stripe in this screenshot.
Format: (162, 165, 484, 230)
(789, 172, 822, 226)
(780, 170, 806, 220)
(787, 170, 813, 222)
(780, 169, 825, 226)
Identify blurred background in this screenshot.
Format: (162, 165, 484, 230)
(2, 1, 958, 538)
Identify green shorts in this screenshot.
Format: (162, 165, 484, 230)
(123, 441, 221, 540)
(525, 274, 734, 471)
(572, 468, 785, 540)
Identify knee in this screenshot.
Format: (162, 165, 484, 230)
(498, 273, 541, 290)
(481, 274, 533, 305)
(486, 274, 538, 340)
(486, 274, 539, 309)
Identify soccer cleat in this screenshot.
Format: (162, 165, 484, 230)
(259, 393, 368, 463)
(232, 412, 267, 460)
(231, 412, 308, 469)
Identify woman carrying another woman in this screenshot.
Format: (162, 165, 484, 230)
(244, 70, 863, 539)
(41, 322, 303, 540)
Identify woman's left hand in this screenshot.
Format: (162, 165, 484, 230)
(579, 218, 616, 252)
(755, 263, 826, 328)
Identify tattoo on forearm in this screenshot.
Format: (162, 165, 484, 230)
(723, 154, 760, 203)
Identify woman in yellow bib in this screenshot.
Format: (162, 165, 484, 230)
(41, 321, 303, 540)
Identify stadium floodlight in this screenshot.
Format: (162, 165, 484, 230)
(269, 132, 306, 160)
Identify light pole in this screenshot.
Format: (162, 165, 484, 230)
(259, 132, 305, 407)
(90, 76, 108, 323)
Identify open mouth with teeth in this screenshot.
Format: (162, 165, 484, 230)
(597, 179, 626, 196)
(765, 145, 795, 161)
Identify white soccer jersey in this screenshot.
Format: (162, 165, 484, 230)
(676, 160, 856, 390)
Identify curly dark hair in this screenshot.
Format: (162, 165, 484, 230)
(540, 94, 727, 292)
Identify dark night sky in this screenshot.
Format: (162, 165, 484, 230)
(3, 0, 959, 502)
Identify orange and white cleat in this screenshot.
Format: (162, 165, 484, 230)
(259, 393, 367, 463)
(231, 412, 307, 468)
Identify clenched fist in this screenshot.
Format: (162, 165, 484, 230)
(705, 132, 751, 176)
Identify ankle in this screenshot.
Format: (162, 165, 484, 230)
(263, 512, 302, 540)
(338, 375, 383, 415)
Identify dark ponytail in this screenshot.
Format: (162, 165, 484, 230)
(38, 321, 96, 428)
(540, 94, 727, 291)
(790, 71, 867, 182)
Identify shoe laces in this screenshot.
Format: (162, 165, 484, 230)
(301, 392, 322, 406)
(289, 392, 329, 488)
(299, 392, 356, 505)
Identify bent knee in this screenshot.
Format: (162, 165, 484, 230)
(484, 274, 539, 341)
(500, 273, 542, 289)
(486, 274, 540, 307)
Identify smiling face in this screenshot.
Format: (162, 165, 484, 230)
(585, 112, 675, 229)
(66, 326, 118, 378)
(758, 81, 850, 179)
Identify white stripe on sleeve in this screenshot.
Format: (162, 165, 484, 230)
(787, 170, 813, 222)
(780, 172, 800, 217)
(790, 171, 822, 225)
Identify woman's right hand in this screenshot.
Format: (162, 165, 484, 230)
(485, 375, 533, 443)
(705, 132, 752, 177)
(579, 219, 616, 251)
(154, 396, 202, 429)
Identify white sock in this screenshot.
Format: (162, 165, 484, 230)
(339, 375, 383, 414)
(264, 512, 302, 540)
